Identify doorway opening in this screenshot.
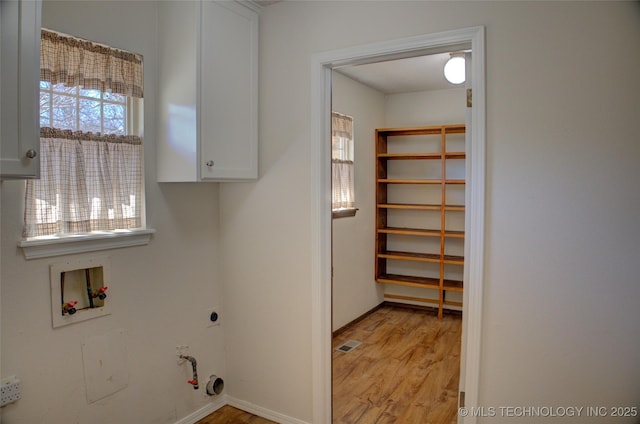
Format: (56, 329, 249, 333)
(311, 26, 486, 423)
(331, 48, 469, 422)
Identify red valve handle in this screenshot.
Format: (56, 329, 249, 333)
(65, 300, 78, 307)
(99, 286, 108, 293)
(187, 379, 198, 385)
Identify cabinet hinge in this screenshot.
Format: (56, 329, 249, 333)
(459, 391, 466, 407)
(466, 89, 472, 108)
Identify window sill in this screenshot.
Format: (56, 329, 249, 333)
(332, 208, 358, 219)
(18, 229, 156, 260)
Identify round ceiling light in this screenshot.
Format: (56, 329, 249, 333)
(444, 56, 465, 85)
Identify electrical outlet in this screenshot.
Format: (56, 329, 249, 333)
(1, 376, 22, 407)
(206, 307, 220, 328)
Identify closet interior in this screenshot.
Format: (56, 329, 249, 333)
(374, 124, 466, 320)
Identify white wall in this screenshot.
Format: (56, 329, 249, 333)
(1, 2, 225, 423)
(220, 1, 640, 422)
(385, 88, 466, 127)
(331, 71, 385, 332)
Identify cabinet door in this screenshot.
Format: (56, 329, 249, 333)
(199, 0, 258, 181)
(1, 0, 42, 179)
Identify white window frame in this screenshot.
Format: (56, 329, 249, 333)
(331, 112, 357, 219)
(19, 34, 153, 260)
(39, 82, 131, 135)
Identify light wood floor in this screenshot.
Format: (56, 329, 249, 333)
(196, 405, 275, 424)
(332, 305, 462, 423)
(197, 305, 461, 424)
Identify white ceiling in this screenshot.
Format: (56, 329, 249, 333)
(335, 52, 463, 95)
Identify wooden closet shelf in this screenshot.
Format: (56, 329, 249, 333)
(384, 293, 462, 307)
(378, 227, 464, 238)
(444, 279, 464, 291)
(376, 274, 464, 292)
(377, 152, 442, 160)
(376, 124, 466, 136)
(377, 179, 465, 185)
(377, 250, 464, 265)
(378, 203, 440, 210)
(376, 274, 440, 290)
(377, 152, 466, 160)
(445, 152, 466, 159)
(443, 254, 465, 265)
(377, 203, 465, 211)
(378, 250, 441, 263)
(444, 204, 466, 211)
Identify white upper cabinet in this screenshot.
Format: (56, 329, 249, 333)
(1, 0, 42, 179)
(157, 0, 259, 182)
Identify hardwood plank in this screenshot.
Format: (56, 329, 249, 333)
(201, 306, 461, 424)
(195, 405, 276, 424)
(333, 305, 461, 423)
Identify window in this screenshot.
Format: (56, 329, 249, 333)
(332, 112, 356, 218)
(39, 82, 128, 135)
(23, 29, 146, 243)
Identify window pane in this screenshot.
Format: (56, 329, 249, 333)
(79, 98, 102, 133)
(104, 92, 126, 103)
(53, 83, 77, 95)
(40, 81, 51, 90)
(52, 94, 77, 130)
(103, 103, 126, 135)
(80, 88, 101, 99)
(40, 92, 51, 127)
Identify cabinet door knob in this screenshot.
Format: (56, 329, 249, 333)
(25, 149, 38, 159)
(206, 160, 214, 168)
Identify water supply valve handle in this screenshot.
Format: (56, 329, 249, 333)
(93, 286, 109, 300)
(187, 379, 197, 385)
(63, 301, 78, 315)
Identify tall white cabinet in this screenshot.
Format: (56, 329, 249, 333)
(0, 0, 42, 179)
(157, 0, 259, 182)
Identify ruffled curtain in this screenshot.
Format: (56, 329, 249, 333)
(331, 112, 355, 211)
(40, 29, 143, 98)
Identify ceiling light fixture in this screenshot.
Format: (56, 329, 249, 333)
(444, 53, 465, 85)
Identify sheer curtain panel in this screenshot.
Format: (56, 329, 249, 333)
(332, 112, 355, 215)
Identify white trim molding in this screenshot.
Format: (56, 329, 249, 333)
(227, 396, 312, 424)
(173, 396, 226, 424)
(311, 26, 486, 424)
(172, 395, 311, 424)
(19, 228, 155, 259)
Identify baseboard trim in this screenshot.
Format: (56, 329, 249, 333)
(332, 302, 385, 337)
(227, 396, 311, 424)
(174, 395, 227, 424)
